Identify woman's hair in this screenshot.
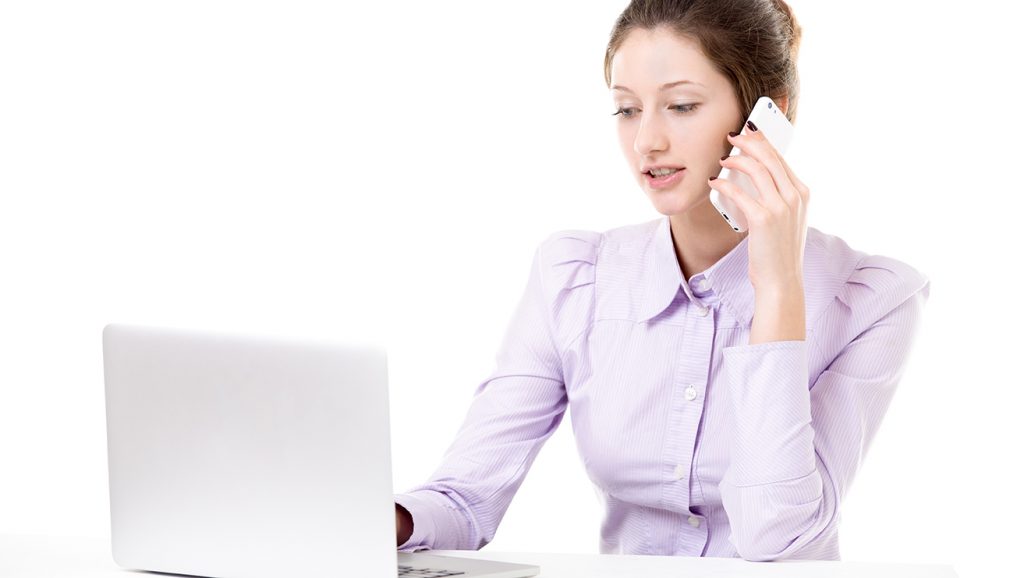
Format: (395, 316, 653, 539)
(604, 0, 803, 124)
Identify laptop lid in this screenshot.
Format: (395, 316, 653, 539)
(102, 323, 396, 578)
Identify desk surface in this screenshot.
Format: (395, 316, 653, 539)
(1, 534, 958, 578)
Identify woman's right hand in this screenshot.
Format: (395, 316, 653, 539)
(395, 503, 413, 547)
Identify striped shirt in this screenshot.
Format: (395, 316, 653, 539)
(395, 215, 930, 561)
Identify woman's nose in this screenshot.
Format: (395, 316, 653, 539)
(633, 114, 669, 157)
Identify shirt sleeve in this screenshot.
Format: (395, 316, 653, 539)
(718, 254, 931, 561)
(394, 230, 600, 552)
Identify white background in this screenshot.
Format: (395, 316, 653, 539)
(1, 1, 1020, 577)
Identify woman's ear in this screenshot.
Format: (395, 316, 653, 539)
(776, 95, 790, 116)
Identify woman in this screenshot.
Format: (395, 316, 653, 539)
(393, 0, 930, 562)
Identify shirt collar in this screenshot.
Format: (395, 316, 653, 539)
(636, 216, 756, 325)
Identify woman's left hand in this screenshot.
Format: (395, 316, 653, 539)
(708, 121, 811, 296)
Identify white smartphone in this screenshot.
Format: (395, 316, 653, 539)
(709, 95, 795, 233)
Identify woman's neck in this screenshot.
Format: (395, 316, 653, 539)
(669, 202, 747, 282)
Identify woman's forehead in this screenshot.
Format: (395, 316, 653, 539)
(609, 28, 718, 93)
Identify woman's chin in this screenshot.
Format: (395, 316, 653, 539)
(646, 188, 708, 216)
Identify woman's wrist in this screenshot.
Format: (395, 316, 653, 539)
(750, 289, 806, 344)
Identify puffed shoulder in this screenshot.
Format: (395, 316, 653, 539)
(836, 253, 931, 322)
(538, 230, 602, 290)
(534, 229, 603, 350)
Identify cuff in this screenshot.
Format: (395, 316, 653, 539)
(394, 492, 438, 552)
(394, 490, 476, 552)
(722, 339, 814, 486)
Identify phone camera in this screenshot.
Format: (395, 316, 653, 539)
(768, 101, 773, 109)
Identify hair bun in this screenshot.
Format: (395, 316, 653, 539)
(770, 0, 803, 58)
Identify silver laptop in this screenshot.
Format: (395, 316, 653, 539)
(102, 323, 539, 578)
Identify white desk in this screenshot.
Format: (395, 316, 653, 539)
(0, 534, 958, 577)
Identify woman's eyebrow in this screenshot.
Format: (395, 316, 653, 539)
(611, 79, 706, 93)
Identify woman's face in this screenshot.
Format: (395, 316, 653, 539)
(609, 27, 744, 217)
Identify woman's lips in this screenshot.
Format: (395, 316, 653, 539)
(644, 168, 685, 189)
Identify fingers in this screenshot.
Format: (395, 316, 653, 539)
(709, 175, 763, 226)
(719, 153, 787, 214)
(725, 126, 808, 208)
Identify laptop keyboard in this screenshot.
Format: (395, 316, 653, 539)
(397, 564, 466, 577)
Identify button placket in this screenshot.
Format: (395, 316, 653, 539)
(662, 289, 715, 509)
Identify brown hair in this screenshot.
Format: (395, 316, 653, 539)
(603, 0, 803, 124)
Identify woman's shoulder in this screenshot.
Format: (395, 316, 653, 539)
(534, 218, 657, 290)
(805, 226, 931, 344)
(537, 227, 604, 272)
(531, 219, 662, 345)
(806, 227, 930, 300)
(533, 226, 604, 306)
(527, 226, 608, 351)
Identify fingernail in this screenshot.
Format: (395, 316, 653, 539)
(720, 154, 729, 161)
(746, 120, 758, 132)
(728, 131, 740, 138)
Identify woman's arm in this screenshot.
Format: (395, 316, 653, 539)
(719, 282, 928, 561)
(393, 231, 599, 552)
(706, 113, 932, 561)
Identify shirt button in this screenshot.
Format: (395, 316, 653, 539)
(696, 304, 709, 316)
(673, 464, 686, 480)
(688, 515, 701, 528)
(684, 385, 698, 401)
(698, 278, 709, 292)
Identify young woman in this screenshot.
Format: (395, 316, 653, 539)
(393, 0, 930, 562)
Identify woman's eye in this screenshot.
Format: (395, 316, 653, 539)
(672, 104, 698, 113)
(611, 104, 698, 118)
